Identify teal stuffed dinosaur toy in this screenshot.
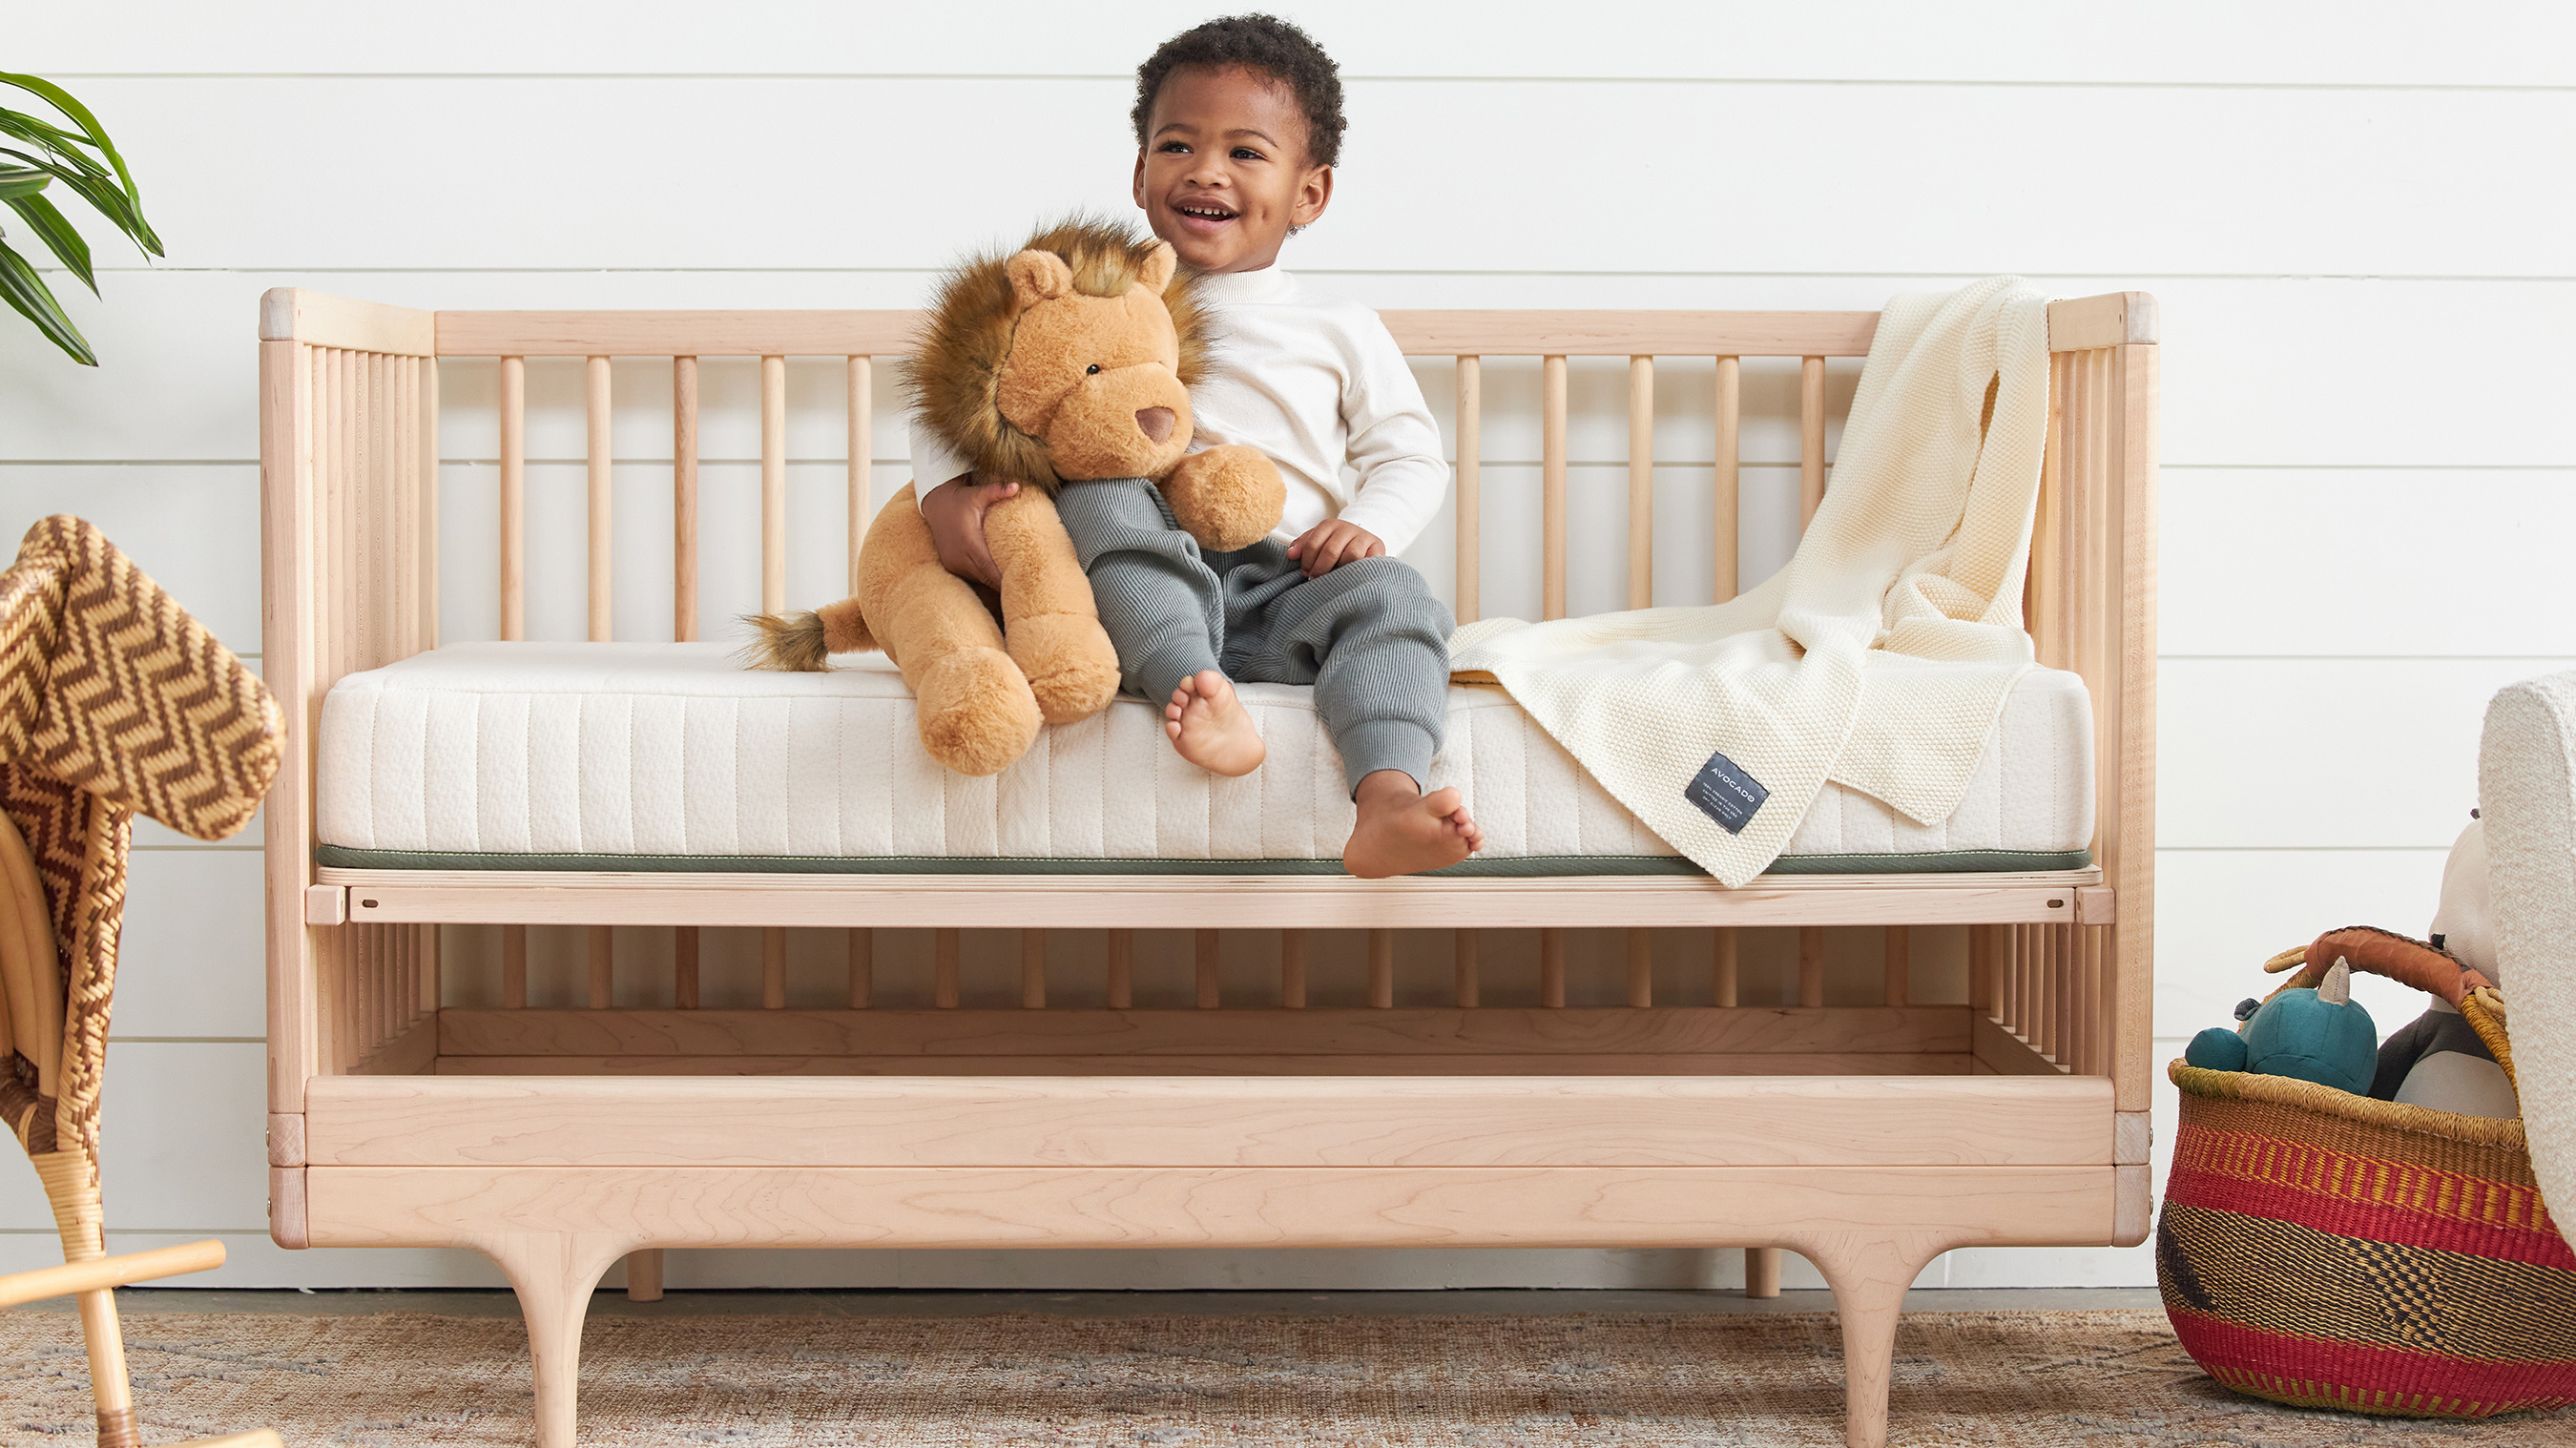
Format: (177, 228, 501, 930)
(2184, 959, 2378, 1095)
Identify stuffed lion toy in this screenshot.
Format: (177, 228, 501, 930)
(747, 217, 1284, 776)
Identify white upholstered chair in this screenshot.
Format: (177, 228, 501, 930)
(2479, 670, 2576, 1250)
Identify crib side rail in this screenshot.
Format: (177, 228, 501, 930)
(260, 290, 443, 1127)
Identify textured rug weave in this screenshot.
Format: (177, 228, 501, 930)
(5, 1308, 2571, 1445)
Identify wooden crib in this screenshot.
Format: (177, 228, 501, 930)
(260, 287, 2157, 1448)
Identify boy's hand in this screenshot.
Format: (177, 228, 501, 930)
(919, 473, 1020, 589)
(1285, 519, 1384, 578)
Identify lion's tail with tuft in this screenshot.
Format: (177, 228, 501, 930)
(739, 599, 873, 672)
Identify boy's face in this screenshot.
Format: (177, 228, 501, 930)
(1131, 64, 1332, 274)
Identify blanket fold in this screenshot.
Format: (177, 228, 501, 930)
(1449, 278, 2053, 886)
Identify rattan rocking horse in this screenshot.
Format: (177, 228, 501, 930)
(0, 516, 284, 1448)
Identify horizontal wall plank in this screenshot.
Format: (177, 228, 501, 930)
(0, 465, 260, 652)
(2158, 656, 2575, 849)
(16, 2, 2571, 86)
(2163, 468, 2576, 655)
(2153, 849, 2452, 1041)
(303, 1073, 2110, 1168)
(28, 78, 2569, 277)
(0, 1044, 271, 1233)
(114, 849, 268, 1039)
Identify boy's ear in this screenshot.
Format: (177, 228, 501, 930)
(1007, 250, 1074, 312)
(1134, 241, 1177, 297)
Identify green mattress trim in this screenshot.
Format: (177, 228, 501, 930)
(317, 844, 2091, 878)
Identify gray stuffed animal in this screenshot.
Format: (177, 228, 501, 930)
(2368, 810, 2519, 1119)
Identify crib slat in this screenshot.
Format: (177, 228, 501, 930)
(1542, 354, 1568, 620)
(760, 354, 787, 614)
(1278, 929, 1306, 1009)
(847, 929, 872, 1009)
(762, 926, 787, 1010)
(1970, 924, 1995, 1018)
(674, 356, 699, 642)
(1628, 355, 1653, 610)
(1799, 356, 1827, 528)
(1714, 928, 1738, 1007)
(1453, 928, 1480, 1008)
(1883, 925, 1909, 1008)
(848, 356, 873, 594)
(1368, 930, 1394, 1009)
(1454, 357, 1481, 625)
(588, 924, 613, 1009)
(1195, 930, 1219, 1010)
(1798, 926, 1825, 1008)
(675, 926, 699, 1009)
(419, 352, 441, 649)
(1626, 928, 1652, 1008)
(587, 355, 613, 642)
(1539, 930, 1565, 1008)
(502, 925, 527, 1010)
(1714, 356, 1740, 604)
(1024, 930, 1048, 1010)
(499, 355, 526, 641)
(1106, 928, 1133, 1009)
(935, 928, 961, 1009)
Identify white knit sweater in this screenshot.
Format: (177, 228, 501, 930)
(907, 267, 1451, 555)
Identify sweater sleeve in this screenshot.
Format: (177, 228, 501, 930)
(906, 423, 972, 514)
(1326, 309, 1451, 558)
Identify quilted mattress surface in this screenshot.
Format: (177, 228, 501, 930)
(315, 643, 2094, 870)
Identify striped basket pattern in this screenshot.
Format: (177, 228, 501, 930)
(2160, 1045, 2576, 1417)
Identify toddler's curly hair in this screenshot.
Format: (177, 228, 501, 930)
(1131, 13, 1346, 169)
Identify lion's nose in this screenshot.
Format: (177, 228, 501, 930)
(1134, 407, 1175, 445)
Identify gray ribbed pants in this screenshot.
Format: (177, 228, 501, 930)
(1054, 477, 1454, 795)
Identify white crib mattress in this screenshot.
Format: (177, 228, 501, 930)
(314, 643, 2094, 875)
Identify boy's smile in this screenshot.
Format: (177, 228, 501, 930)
(1132, 64, 1332, 274)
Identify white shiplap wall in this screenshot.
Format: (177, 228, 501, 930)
(4, 1, 2570, 1293)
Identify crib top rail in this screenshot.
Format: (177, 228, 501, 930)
(259, 290, 2156, 360)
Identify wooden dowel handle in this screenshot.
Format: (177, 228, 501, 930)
(0, 1240, 226, 1308)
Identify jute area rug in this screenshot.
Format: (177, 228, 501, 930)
(4, 1308, 2569, 1446)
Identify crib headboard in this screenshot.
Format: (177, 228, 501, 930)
(257, 288, 2157, 1111)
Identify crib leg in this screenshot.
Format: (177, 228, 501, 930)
(1742, 1246, 1781, 1298)
(477, 1232, 633, 1448)
(1800, 1231, 1950, 1448)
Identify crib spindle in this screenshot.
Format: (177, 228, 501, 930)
(1626, 929, 1652, 1008)
(675, 926, 699, 1009)
(1540, 931, 1566, 1009)
(1195, 930, 1220, 1009)
(1453, 929, 1480, 1007)
(1970, 923, 1995, 1018)
(1368, 930, 1395, 1009)
(1023, 930, 1047, 1009)
(934, 928, 961, 1008)
(1714, 356, 1740, 604)
(1628, 355, 1653, 610)
(1883, 926, 1910, 1008)
(1798, 926, 1825, 1008)
(1799, 356, 1827, 527)
(417, 351, 441, 650)
(1714, 928, 1738, 1007)
(1278, 929, 1306, 1009)
(1454, 356, 1481, 625)
(847, 929, 872, 1009)
(501, 925, 527, 1009)
(673, 356, 699, 642)
(586, 355, 612, 641)
(1542, 353, 1568, 621)
(1106, 929, 1133, 1008)
(848, 356, 872, 594)
(760, 354, 787, 614)
(761, 927, 787, 1010)
(588, 925, 613, 1009)
(499, 355, 526, 641)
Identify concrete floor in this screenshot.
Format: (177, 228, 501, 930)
(39, 1286, 2164, 1317)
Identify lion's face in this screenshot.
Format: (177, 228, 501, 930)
(992, 243, 1195, 483)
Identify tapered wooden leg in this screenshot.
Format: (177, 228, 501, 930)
(477, 1232, 633, 1448)
(625, 1248, 663, 1303)
(1743, 1246, 1781, 1298)
(1798, 1231, 1951, 1448)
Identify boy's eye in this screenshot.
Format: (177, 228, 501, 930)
(1158, 141, 1190, 154)
(1232, 147, 1264, 161)
(1086, 363, 1101, 375)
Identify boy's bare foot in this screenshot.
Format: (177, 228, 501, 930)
(1166, 670, 1265, 776)
(1344, 771, 1485, 879)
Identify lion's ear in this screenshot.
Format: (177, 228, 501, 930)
(1006, 250, 1074, 312)
(1135, 241, 1177, 297)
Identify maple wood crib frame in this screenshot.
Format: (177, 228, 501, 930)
(259, 288, 2157, 1448)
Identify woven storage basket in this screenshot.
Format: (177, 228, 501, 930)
(2159, 945, 2576, 1417)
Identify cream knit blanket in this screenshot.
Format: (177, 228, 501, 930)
(1449, 278, 2053, 886)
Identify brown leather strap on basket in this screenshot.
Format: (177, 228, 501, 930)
(2271, 925, 2493, 1004)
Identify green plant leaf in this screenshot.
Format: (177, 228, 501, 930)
(0, 238, 96, 364)
(0, 165, 50, 200)
(0, 147, 160, 258)
(8, 192, 93, 293)
(0, 73, 138, 195)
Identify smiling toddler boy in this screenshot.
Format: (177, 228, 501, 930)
(914, 14, 1481, 878)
